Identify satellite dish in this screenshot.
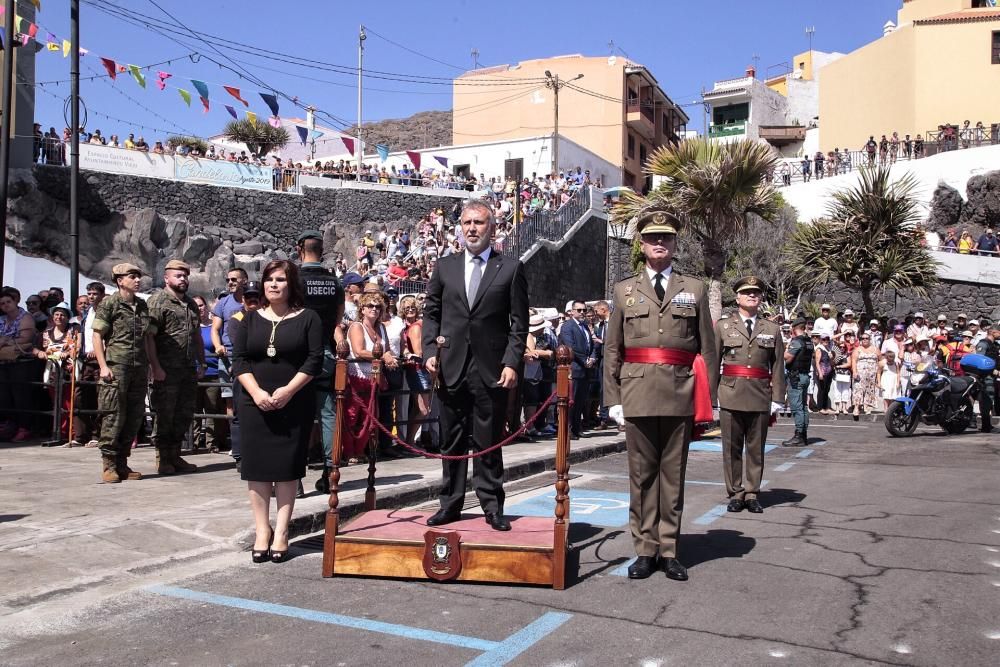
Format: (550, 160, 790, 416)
(608, 55, 616, 66)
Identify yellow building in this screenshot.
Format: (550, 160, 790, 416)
(452, 54, 689, 192)
(819, 0, 1000, 151)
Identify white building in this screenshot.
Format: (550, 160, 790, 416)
(312, 134, 621, 188)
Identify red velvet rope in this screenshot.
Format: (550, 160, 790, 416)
(347, 389, 561, 460)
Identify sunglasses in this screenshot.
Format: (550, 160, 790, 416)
(227, 277, 242, 282)
(572, 308, 586, 312)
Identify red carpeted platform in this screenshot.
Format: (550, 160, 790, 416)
(339, 510, 554, 549)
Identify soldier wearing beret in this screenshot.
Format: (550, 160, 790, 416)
(714, 277, 786, 514)
(604, 210, 719, 581)
(146, 259, 205, 474)
(92, 263, 150, 483)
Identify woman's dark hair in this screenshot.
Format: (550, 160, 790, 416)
(260, 260, 305, 309)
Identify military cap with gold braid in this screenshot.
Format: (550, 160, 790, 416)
(733, 275, 766, 294)
(636, 210, 679, 237)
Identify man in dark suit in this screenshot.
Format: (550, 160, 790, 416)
(423, 200, 529, 531)
(559, 299, 595, 439)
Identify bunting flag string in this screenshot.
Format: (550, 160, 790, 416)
(223, 85, 249, 107)
(296, 126, 309, 145)
(100, 57, 116, 79)
(245, 111, 257, 124)
(406, 151, 421, 171)
(224, 105, 237, 120)
(434, 155, 448, 168)
(191, 79, 210, 101)
(341, 137, 355, 155)
(376, 144, 389, 162)
(178, 88, 192, 107)
(155, 71, 172, 91)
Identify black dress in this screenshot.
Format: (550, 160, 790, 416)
(231, 309, 323, 482)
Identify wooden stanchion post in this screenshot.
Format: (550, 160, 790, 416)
(322, 340, 350, 578)
(553, 345, 573, 589)
(365, 341, 383, 512)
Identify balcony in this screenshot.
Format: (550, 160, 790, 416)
(626, 101, 656, 141)
(708, 122, 747, 139)
(759, 125, 806, 146)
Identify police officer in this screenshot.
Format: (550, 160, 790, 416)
(92, 263, 150, 483)
(974, 325, 1000, 433)
(146, 259, 205, 474)
(604, 211, 719, 581)
(782, 318, 814, 447)
(714, 277, 786, 513)
(295, 229, 345, 493)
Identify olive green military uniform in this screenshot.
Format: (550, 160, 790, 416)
(93, 292, 150, 460)
(147, 288, 201, 470)
(604, 268, 719, 560)
(714, 312, 786, 502)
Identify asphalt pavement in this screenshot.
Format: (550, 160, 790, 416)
(2, 418, 1000, 666)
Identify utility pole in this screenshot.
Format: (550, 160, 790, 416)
(357, 25, 365, 175)
(70, 0, 81, 305)
(471, 48, 479, 70)
(544, 70, 583, 175)
(0, 0, 16, 287)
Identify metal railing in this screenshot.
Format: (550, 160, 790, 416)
(499, 186, 594, 260)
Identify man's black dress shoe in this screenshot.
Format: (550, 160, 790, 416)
(727, 498, 745, 512)
(662, 557, 688, 581)
(627, 555, 659, 579)
(426, 509, 460, 526)
(484, 513, 511, 531)
(745, 498, 764, 513)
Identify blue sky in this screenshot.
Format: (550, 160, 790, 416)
(29, 0, 902, 143)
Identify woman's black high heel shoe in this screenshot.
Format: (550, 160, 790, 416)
(251, 528, 274, 563)
(270, 535, 289, 563)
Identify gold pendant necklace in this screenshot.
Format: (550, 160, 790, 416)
(266, 308, 290, 358)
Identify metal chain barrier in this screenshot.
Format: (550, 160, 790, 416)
(349, 388, 560, 460)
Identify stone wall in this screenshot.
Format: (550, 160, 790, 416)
(806, 280, 1000, 322)
(522, 212, 608, 309)
(7, 165, 466, 296)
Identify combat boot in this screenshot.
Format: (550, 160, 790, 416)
(116, 455, 142, 480)
(315, 466, 331, 494)
(781, 431, 805, 447)
(156, 447, 176, 475)
(170, 447, 198, 473)
(101, 454, 121, 484)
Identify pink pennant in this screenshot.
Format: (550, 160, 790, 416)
(268, 116, 282, 128)
(156, 71, 172, 91)
(199, 96, 210, 113)
(28, 23, 38, 39)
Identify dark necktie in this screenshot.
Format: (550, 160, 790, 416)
(467, 255, 484, 304)
(746, 319, 754, 338)
(654, 273, 665, 301)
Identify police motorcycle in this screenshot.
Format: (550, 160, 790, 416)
(884, 353, 995, 437)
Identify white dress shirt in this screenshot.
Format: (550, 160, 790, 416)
(644, 265, 672, 294)
(464, 246, 493, 296)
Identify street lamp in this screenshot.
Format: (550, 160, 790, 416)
(544, 71, 583, 175)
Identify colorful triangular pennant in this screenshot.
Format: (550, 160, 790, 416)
(178, 88, 191, 106)
(223, 86, 249, 107)
(128, 64, 146, 88)
(100, 57, 117, 79)
(224, 105, 238, 120)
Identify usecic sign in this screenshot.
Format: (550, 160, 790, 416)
(174, 157, 273, 191)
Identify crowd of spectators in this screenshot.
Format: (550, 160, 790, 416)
(920, 226, 1000, 257)
(756, 305, 990, 416)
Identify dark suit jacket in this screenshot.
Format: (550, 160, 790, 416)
(559, 317, 592, 379)
(423, 249, 529, 389)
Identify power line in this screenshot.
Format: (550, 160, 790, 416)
(364, 26, 465, 72)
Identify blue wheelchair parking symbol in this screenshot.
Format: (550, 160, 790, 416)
(506, 489, 630, 527)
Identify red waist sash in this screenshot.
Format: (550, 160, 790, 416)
(624, 347, 696, 365)
(722, 365, 771, 379)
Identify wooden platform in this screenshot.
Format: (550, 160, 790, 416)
(333, 510, 564, 586)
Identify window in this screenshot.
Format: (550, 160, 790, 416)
(627, 133, 635, 159)
(993, 31, 1000, 65)
(639, 144, 648, 165)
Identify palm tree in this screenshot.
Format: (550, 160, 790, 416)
(783, 165, 939, 318)
(222, 119, 290, 158)
(616, 137, 781, 319)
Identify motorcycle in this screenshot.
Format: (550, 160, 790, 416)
(884, 354, 994, 437)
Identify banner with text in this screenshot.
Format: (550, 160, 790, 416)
(173, 156, 274, 191)
(77, 143, 174, 180)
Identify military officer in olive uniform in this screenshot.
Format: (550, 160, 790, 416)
(92, 263, 150, 483)
(146, 259, 205, 475)
(714, 277, 786, 514)
(604, 211, 719, 582)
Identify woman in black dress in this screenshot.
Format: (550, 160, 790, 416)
(231, 260, 322, 562)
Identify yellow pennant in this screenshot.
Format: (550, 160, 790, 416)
(62, 39, 70, 58)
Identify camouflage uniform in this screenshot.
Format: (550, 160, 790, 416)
(147, 288, 201, 473)
(93, 292, 150, 472)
